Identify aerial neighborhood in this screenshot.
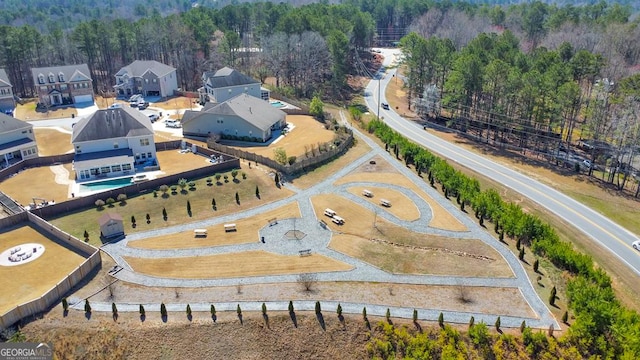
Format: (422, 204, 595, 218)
(1, 1, 640, 358)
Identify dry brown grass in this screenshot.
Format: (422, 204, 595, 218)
(151, 96, 198, 111)
(329, 234, 513, 278)
(0, 225, 86, 314)
(154, 150, 213, 176)
(34, 128, 72, 156)
(335, 156, 467, 232)
(50, 164, 294, 244)
(346, 186, 420, 221)
(384, 69, 419, 120)
(289, 136, 372, 189)
(228, 115, 335, 160)
(124, 250, 353, 279)
(14, 101, 78, 121)
(1, 166, 69, 206)
(129, 202, 301, 250)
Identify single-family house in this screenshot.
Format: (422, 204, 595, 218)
(71, 106, 157, 181)
(182, 93, 286, 142)
(31, 64, 94, 106)
(199, 67, 269, 104)
(0, 112, 38, 168)
(114, 60, 178, 98)
(0, 69, 16, 114)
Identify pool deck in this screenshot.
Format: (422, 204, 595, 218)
(71, 171, 163, 197)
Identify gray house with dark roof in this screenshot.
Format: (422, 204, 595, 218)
(199, 67, 268, 104)
(71, 106, 156, 181)
(0, 69, 16, 113)
(114, 60, 178, 98)
(182, 93, 286, 142)
(0, 113, 38, 168)
(32, 64, 94, 106)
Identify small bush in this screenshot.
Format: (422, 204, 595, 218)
(106, 198, 115, 207)
(95, 199, 105, 208)
(62, 297, 68, 311)
(139, 304, 145, 316)
(160, 303, 167, 317)
(117, 194, 127, 203)
(186, 304, 192, 316)
(84, 299, 91, 313)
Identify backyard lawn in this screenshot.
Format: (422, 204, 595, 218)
(34, 128, 72, 156)
(14, 101, 78, 121)
(228, 115, 335, 159)
(0, 225, 86, 315)
(49, 166, 294, 245)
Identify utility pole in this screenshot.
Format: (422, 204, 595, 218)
(377, 75, 381, 120)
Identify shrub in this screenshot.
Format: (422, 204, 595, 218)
(210, 304, 216, 316)
(139, 304, 145, 316)
(62, 297, 68, 311)
(223, 174, 229, 182)
(83, 230, 89, 240)
(106, 198, 115, 206)
(160, 303, 167, 317)
(438, 312, 444, 328)
(237, 304, 242, 316)
(288, 301, 294, 313)
(315, 301, 321, 315)
(215, 174, 221, 182)
(95, 199, 105, 208)
(262, 303, 267, 315)
(188, 181, 195, 188)
(206, 178, 212, 185)
(84, 299, 91, 313)
(231, 169, 238, 180)
(186, 304, 192, 316)
(533, 259, 539, 273)
(274, 173, 280, 186)
(112, 302, 118, 316)
(337, 303, 342, 317)
(159, 185, 169, 194)
(495, 316, 501, 331)
(413, 309, 418, 323)
(241, 172, 246, 179)
(287, 156, 297, 165)
(117, 193, 127, 203)
(146, 213, 150, 223)
(178, 178, 187, 189)
(170, 185, 177, 193)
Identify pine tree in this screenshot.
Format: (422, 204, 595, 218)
(288, 301, 294, 313)
(210, 304, 216, 317)
(262, 303, 267, 315)
(469, 316, 475, 328)
(146, 213, 150, 223)
(160, 303, 167, 317)
(131, 215, 136, 225)
(84, 299, 91, 313)
(495, 316, 501, 331)
(533, 259, 539, 273)
(385, 308, 391, 323)
(413, 309, 418, 323)
(516, 238, 521, 250)
(519, 247, 525, 260)
(83, 230, 89, 240)
(438, 312, 444, 328)
(562, 311, 569, 324)
(274, 173, 280, 186)
(549, 286, 557, 306)
(162, 207, 167, 219)
(235, 191, 240, 204)
(362, 307, 367, 319)
(211, 198, 216, 208)
(112, 302, 118, 316)
(337, 303, 342, 317)
(62, 297, 68, 311)
(139, 304, 145, 316)
(520, 320, 526, 333)
(187, 200, 191, 214)
(237, 304, 242, 316)
(255, 186, 260, 198)
(315, 301, 321, 315)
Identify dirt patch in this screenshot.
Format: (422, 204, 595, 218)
(124, 250, 353, 279)
(0, 225, 86, 314)
(1, 166, 70, 206)
(129, 202, 301, 250)
(151, 96, 199, 111)
(329, 234, 513, 278)
(34, 128, 72, 156)
(289, 136, 372, 189)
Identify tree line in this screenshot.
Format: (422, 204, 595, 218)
(365, 118, 640, 358)
(400, 3, 640, 193)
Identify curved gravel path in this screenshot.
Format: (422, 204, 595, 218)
(97, 113, 558, 329)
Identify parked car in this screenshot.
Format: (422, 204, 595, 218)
(165, 119, 181, 128)
(137, 100, 149, 110)
(129, 94, 142, 107)
(582, 159, 593, 169)
(633, 240, 640, 251)
(148, 114, 159, 122)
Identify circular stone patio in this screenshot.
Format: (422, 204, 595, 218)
(0, 243, 46, 267)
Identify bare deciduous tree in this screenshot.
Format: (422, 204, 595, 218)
(297, 273, 317, 292)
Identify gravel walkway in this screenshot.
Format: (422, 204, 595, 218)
(96, 112, 558, 329)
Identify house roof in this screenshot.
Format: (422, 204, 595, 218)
(98, 212, 123, 226)
(115, 60, 175, 78)
(183, 93, 285, 132)
(0, 69, 11, 87)
(31, 64, 92, 84)
(74, 148, 134, 168)
(0, 112, 31, 134)
(72, 106, 153, 143)
(203, 67, 259, 89)
(0, 137, 35, 152)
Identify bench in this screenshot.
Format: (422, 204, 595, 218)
(224, 223, 237, 232)
(299, 249, 312, 257)
(194, 229, 207, 237)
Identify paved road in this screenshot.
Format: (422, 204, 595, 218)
(367, 48, 640, 276)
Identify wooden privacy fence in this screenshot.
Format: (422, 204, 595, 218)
(207, 131, 353, 176)
(0, 212, 101, 330)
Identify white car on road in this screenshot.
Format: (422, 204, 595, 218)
(633, 240, 640, 251)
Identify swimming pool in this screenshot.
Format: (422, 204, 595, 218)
(79, 177, 133, 192)
(270, 101, 285, 108)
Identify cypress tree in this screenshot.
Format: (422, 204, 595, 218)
(562, 311, 569, 324)
(438, 312, 444, 328)
(413, 309, 418, 323)
(337, 304, 342, 317)
(139, 304, 145, 316)
(186, 304, 192, 316)
(262, 303, 267, 315)
(469, 316, 475, 328)
(495, 316, 501, 331)
(288, 301, 294, 313)
(160, 303, 167, 317)
(520, 320, 526, 333)
(533, 259, 539, 273)
(315, 301, 321, 315)
(84, 299, 91, 313)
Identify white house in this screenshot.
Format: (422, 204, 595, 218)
(199, 67, 268, 104)
(71, 106, 157, 181)
(0, 112, 38, 168)
(182, 93, 286, 142)
(114, 60, 178, 98)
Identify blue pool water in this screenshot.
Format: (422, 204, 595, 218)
(270, 101, 284, 108)
(79, 177, 133, 192)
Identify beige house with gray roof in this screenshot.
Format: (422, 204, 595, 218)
(71, 106, 156, 181)
(182, 93, 286, 142)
